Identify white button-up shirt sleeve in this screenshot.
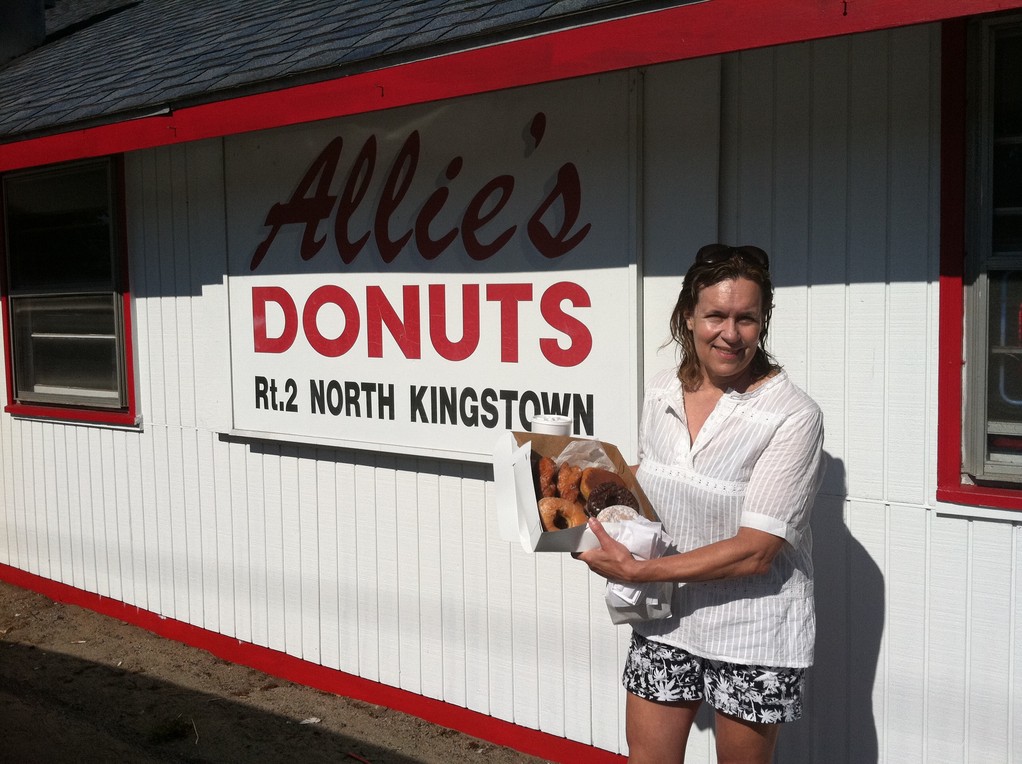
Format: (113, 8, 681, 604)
(741, 404, 825, 547)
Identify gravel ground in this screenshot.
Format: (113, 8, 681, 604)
(0, 580, 549, 764)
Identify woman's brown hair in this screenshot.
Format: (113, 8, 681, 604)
(669, 244, 780, 391)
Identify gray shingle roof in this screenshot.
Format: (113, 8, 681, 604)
(0, 0, 674, 144)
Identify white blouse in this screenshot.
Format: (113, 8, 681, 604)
(633, 367, 825, 668)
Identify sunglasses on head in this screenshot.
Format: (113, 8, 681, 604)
(695, 244, 770, 270)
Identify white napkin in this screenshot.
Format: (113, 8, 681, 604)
(599, 515, 674, 624)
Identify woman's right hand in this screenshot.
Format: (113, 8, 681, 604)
(573, 518, 642, 583)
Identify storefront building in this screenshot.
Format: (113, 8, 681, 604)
(1, 1, 1021, 760)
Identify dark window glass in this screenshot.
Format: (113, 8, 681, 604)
(4, 164, 114, 291)
(993, 210, 1022, 251)
(993, 144, 1022, 211)
(995, 33, 1022, 138)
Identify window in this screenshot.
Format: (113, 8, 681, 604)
(0, 158, 135, 424)
(961, 17, 1022, 489)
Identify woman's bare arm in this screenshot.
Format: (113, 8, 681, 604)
(575, 518, 785, 584)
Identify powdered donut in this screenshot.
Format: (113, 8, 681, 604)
(597, 505, 640, 523)
(539, 497, 588, 532)
(585, 482, 639, 517)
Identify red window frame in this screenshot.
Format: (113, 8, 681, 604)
(937, 19, 1022, 511)
(0, 155, 137, 426)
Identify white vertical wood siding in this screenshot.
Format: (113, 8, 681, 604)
(0, 22, 1019, 762)
(643, 24, 1021, 764)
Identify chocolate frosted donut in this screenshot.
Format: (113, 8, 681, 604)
(580, 467, 624, 499)
(585, 482, 639, 517)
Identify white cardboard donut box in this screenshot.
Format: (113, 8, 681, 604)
(492, 431, 658, 553)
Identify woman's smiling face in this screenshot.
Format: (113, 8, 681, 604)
(685, 277, 764, 391)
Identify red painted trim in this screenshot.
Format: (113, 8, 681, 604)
(2, 0, 1022, 172)
(2, 402, 137, 425)
(112, 154, 139, 421)
(0, 182, 12, 408)
(937, 482, 1022, 510)
(936, 19, 1022, 512)
(936, 19, 969, 498)
(0, 563, 626, 763)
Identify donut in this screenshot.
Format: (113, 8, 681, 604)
(580, 467, 624, 499)
(556, 463, 583, 503)
(537, 456, 557, 498)
(585, 482, 639, 517)
(597, 505, 639, 523)
(539, 497, 588, 532)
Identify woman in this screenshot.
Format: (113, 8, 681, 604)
(577, 244, 825, 763)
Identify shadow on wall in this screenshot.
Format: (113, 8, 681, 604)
(678, 451, 887, 759)
(681, 454, 883, 763)
(789, 453, 883, 764)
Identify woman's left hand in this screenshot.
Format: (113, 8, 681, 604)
(572, 518, 641, 583)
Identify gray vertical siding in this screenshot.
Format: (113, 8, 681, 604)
(643, 24, 1020, 764)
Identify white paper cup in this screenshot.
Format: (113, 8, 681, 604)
(530, 414, 572, 435)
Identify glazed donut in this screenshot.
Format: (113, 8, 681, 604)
(585, 482, 639, 517)
(556, 463, 583, 503)
(539, 497, 588, 532)
(537, 456, 558, 498)
(580, 467, 624, 499)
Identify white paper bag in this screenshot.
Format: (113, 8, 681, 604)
(598, 515, 674, 624)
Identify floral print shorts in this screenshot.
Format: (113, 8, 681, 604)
(622, 631, 805, 723)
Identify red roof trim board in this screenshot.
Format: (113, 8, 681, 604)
(0, 561, 626, 764)
(2, 0, 1022, 172)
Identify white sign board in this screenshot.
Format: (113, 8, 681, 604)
(225, 74, 639, 459)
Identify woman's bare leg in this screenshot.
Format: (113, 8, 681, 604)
(713, 711, 780, 764)
(625, 692, 701, 763)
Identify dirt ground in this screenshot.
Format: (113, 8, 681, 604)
(0, 581, 549, 764)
